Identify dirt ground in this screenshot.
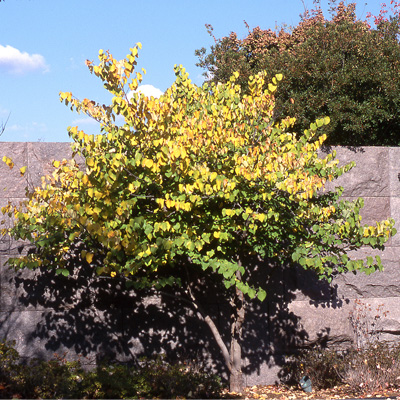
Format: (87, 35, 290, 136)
(222, 384, 400, 400)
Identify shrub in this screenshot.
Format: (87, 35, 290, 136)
(133, 357, 222, 399)
(344, 300, 400, 393)
(282, 345, 346, 389)
(0, 340, 222, 399)
(282, 300, 400, 394)
(342, 342, 400, 393)
(283, 342, 400, 393)
(0, 340, 21, 398)
(82, 357, 222, 399)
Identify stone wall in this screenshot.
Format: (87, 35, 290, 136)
(0, 143, 400, 387)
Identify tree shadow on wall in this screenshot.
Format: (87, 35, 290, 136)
(6, 255, 343, 384)
(239, 257, 345, 384)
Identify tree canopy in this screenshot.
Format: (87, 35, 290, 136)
(196, 1, 400, 146)
(1, 44, 396, 391)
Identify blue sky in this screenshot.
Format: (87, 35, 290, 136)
(0, 0, 383, 142)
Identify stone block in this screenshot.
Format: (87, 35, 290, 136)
(322, 146, 390, 197)
(389, 147, 400, 197)
(122, 296, 226, 362)
(347, 297, 400, 345)
(390, 196, 400, 247)
(0, 306, 125, 364)
(0, 142, 28, 198)
(27, 142, 75, 188)
(334, 247, 400, 298)
(0, 260, 45, 312)
(288, 300, 354, 349)
(288, 296, 400, 352)
(0, 310, 56, 359)
(359, 196, 391, 225)
(285, 266, 337, 303)
(242, 357, 284, 386)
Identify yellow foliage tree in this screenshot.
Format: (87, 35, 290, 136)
(2, 44, 396, 391)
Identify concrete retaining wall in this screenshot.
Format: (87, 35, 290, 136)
(0, 143, 399, 386)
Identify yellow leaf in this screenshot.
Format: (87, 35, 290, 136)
(166, 199, 175, 208)
(20, 166, 27, 176)
(213, 231, 220, 239)
(86, 252, 94, 263)
(2, 156, 14, 169)
(130, 47, 138, 57)
(53, 160, 60, 168)
(143, 158, 154, 168)
(172, 147, 181, 158)
(82, 175, 89, 185)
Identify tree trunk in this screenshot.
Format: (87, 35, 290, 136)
(229, 272, 245, 392)
(229, 334, 243, 392)
(163, 265, 247, 393)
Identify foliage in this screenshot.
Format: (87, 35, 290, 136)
(1, 44, 396, 391)
(0, 346, 84, 399)
(344, 299, 400, 393)
(282, 345, 346, 389)
(81, 357, 222, 399)
(343, 342, 400, 394)
(196, 1, 400, 146)
(283, 342, 400, 393)
(283, 300, 400, 394)
(349, 299, 389, 349)
(2, 44, 395, 292)
(0, 340, 20, 391)
(0, 341, 222, 399)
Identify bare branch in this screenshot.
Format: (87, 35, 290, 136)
(0, 113, 10, 137)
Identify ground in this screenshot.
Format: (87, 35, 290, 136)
(223, 384, 400, 400)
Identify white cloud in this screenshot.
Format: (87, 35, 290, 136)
(5, 122, 48, 140)
(128, 84, 164, 100)
(71, 117, 100, 126)
(0, 45, 49, 75)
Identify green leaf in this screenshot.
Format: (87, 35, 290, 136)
(56, 269, 70, 277)
(257, 289, 267, 302)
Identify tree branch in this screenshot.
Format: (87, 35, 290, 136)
(158, 284, 232, 373)
(0, 113, 10, 137)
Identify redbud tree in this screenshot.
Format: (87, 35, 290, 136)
(2, 44, 396, 391)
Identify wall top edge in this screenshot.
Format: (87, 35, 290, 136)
(0, 143, 398, 149)
(0, 142, 72, 144)
(321, 146, 397, 150)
